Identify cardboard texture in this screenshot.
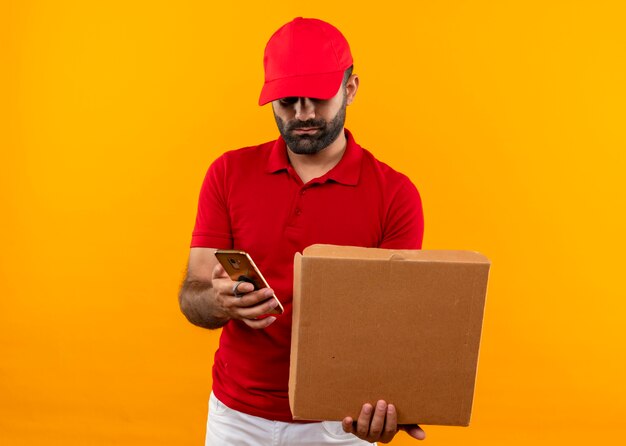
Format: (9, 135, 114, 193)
(289, 244, 490, 426)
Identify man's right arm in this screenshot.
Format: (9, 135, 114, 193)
(178, 247, 279, 330)
(178, 247, 229, 329)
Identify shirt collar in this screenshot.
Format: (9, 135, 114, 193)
(266, 128, 363, 186)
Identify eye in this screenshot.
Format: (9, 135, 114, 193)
(278, 97, 299, 106)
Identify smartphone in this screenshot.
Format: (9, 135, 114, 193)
(214, 250, 284, 315)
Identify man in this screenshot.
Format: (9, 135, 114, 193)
(179, 17, 425, 445)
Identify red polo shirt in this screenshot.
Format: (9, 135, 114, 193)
(191, 129, 423, 421)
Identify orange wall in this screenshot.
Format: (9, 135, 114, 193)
(1, 1, 625, 445)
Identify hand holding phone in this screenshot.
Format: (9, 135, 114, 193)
(214, 250, 284, 316)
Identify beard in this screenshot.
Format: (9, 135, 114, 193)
(273, 97, 347, 155)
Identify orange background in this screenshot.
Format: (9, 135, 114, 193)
(1, 1, 625, 445)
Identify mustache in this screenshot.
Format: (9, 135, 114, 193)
(286, 119, 326, 132)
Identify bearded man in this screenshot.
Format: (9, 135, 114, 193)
(179, 17, 425, 446)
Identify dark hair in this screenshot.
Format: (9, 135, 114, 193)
(342, 65, 354, 86)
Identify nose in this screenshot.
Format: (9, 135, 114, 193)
(294, 98, 315, 121)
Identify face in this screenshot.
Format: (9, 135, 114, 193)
(272, 85, 348, 155)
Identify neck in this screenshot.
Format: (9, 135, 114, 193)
(287, 130, 347, 184)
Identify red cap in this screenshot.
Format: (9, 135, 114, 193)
(258, 17, 353, 106)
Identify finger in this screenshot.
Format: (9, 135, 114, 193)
(401, 424, 426, 441)
(342, 417, 355, 434)
(356, 403, 373, 438)
(232, 280, 255, 296)
(232, 288, 276, 309)
(242, 316, 276, 329)
(211, 279, 254, 307)
(380, 404, 398, 443)
(237, 296, 280, 320)
(368, 400, 388, 440)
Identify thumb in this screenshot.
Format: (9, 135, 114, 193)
(212, 262, 230, 280)
(401, 425, 426, 440)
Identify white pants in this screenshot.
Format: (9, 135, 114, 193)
(206, 392, 376, 446)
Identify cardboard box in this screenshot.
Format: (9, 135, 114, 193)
(289, 244, 490, 426)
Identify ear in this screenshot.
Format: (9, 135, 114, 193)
(345, 74, 359, 105)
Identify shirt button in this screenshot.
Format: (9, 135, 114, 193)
(295, 208, 302, 216)
(300, 189, 306, 195)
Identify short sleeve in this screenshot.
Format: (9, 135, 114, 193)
(191, 155, 234, 249)
(379, 178, 424, 249)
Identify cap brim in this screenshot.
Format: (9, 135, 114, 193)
(258, 71, 345, 106)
